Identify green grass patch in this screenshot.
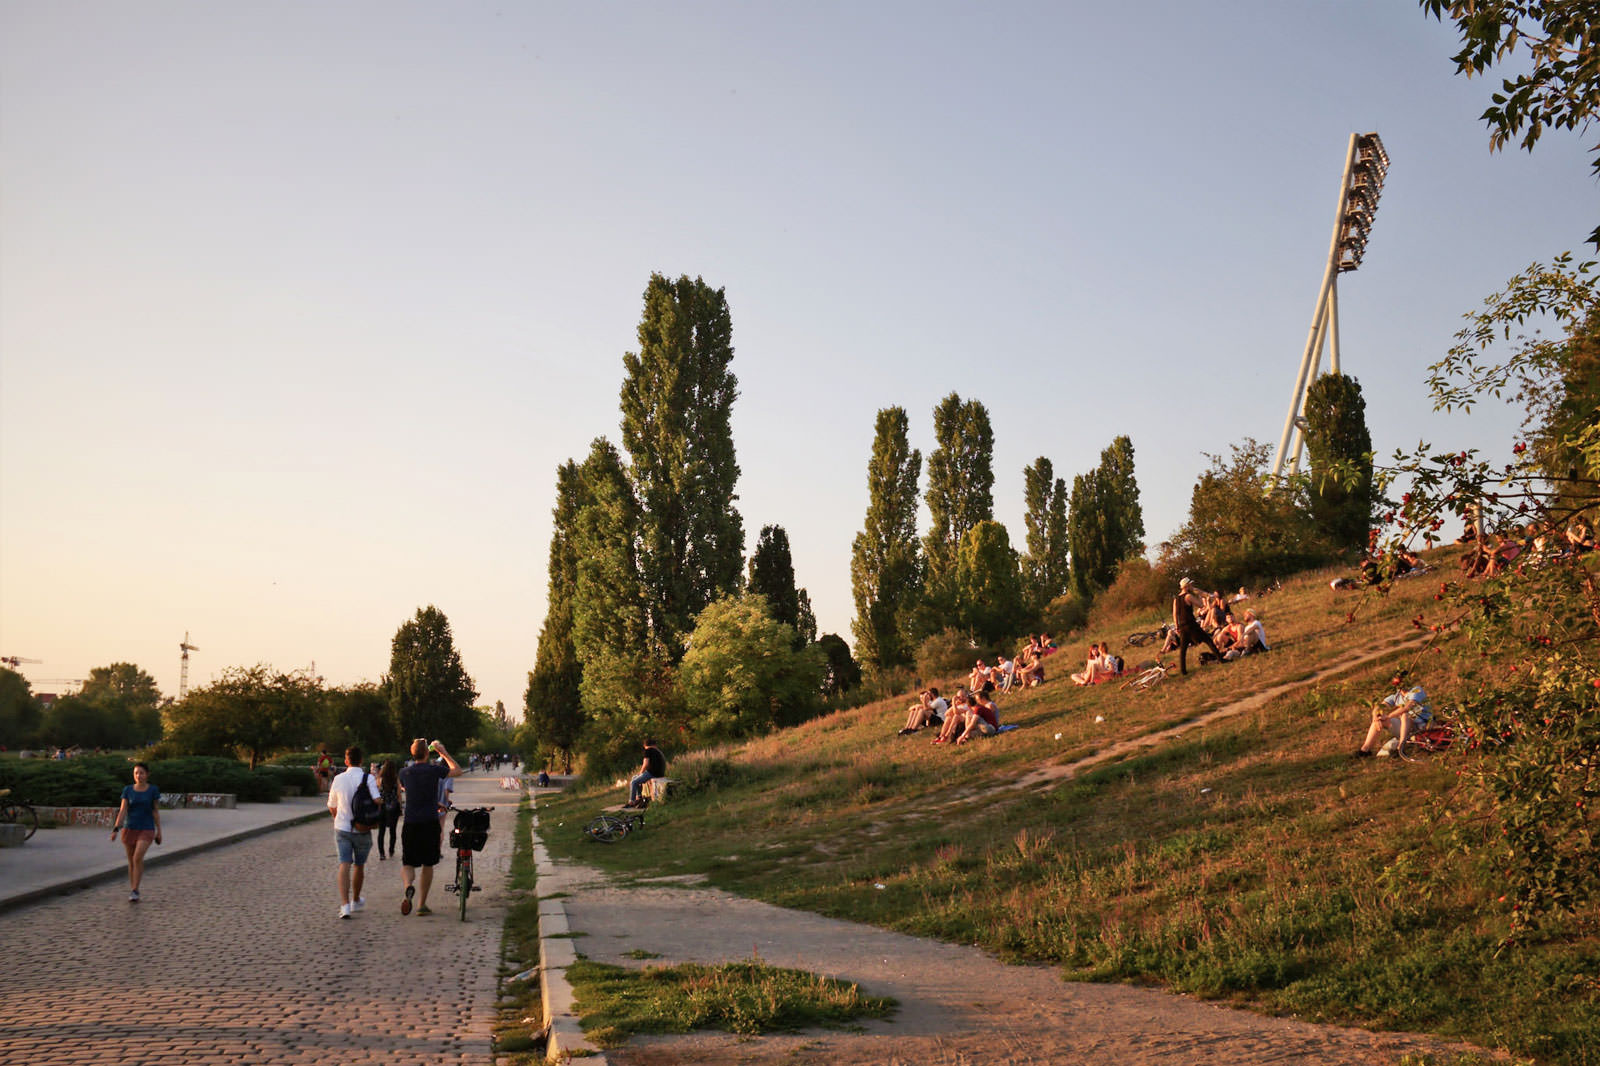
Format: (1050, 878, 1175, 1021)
(533, 554, 1600, 1064)
(494, 796, 545, 1064)
(566, 958, 895, 1047)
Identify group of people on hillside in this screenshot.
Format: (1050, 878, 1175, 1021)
(1165, 577, 1269, 674)
(897, 685, 1005, 744)
(1458, 514, 1595, 579)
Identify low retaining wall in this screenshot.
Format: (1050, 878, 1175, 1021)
(38, 794, 239, 827)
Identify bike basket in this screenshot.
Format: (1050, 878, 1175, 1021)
(449, 827, 488, 851)
(450, 807, 491, 850)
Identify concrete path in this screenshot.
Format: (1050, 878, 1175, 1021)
(0, 771, 520, 1066)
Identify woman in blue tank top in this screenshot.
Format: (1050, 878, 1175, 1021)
(111, 762, 162, 903)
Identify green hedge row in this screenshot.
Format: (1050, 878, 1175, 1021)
(0, 755, 294, 806)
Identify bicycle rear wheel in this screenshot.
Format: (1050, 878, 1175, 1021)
(457, 852, 473, 921)
(0, 803, 37, 841)
(584, 814, 625, 843)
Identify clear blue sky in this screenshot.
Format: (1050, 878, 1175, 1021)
(2, 1, 1593, 714)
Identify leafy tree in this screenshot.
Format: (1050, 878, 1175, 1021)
(620, 273, 745, 660)
(77, 662, 163, 746)
(164, 665, 322, 769)
(1022, 457, 1071, 607)
(814, 633, 861, 698)
(526, 458, 589, 772)
(386, 605, 479, 752)
(1303, 373, 1377, 554)
(1158, 439, 1335, 592)
(1069, 436, 1145, 596)
(922, 392, 995, 591)
(0, 667, 41, 747)
(1421, 0, 1600, 247)
(570, 438, 676, 773)
(950, 520, 1027, 646)
(320, 683, 397, 755)
(677, 594, 823, 741)
(850, 407, 924, 672)
(748, 524, 814, 648)
(1380, 256, 1600, 933)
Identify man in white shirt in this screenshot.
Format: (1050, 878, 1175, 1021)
(899, 688, 949, 735)
(327, 746, 381, 920)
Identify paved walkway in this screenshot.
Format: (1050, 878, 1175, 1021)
(0, 771, 520, 1066)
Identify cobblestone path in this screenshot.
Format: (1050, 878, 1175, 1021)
(0, 781, 514, 1066)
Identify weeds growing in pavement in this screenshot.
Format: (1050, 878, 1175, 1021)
(494, 796, 545, 1063)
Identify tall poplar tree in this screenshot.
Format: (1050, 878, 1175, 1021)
(1022, 457, 1072, 606)
(619, 273, 744, 660)
(850, 407, 923, 671)
(748, 524, 814, 648)
(569, 438, 670, 771)
(922, 392, 995, 590)
(1303, 372, 1376, 554)
(1068, 435, 1144, 596)
(386, 605, 479, 751)
(525, 459, 588, 770)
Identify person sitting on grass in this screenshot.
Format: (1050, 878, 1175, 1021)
(969, 659, 996, 697)
(899, 687, 948, 735)
(953, 690, 1002, 745)
(995, 653, 1018, 693)
(1071, 643, 1118, 685)
(932, 689, 974, 744)
(1566, 514, 1595, 554)
(1018, 646, 1046, 687)
(1353, 683, 1432, 759)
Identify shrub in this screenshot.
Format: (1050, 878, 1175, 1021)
(1090, 557, 1170, 624)
(1037, 592, 1091, 640)
(914, 628, 987, 681)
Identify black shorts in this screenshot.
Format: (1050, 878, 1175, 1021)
(401, 820, 442, 867)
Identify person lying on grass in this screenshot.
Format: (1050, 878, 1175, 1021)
(899, 688, 948, 735)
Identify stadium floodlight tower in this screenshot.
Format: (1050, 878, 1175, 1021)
(1270, 132, 1390, 483)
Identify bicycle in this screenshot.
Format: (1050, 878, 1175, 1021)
(1120, 662, 1172, 692)
(445, 806, 492, 922)
(584, 810, 645, 844)
(1125, 625, 1170, 648)
(0, 789, 39, 841)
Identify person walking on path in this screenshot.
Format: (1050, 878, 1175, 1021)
(110, 761, 162, 903)
(624, 738, 667, 809)
(1172, 576, 1223, 676)
(375, 759, 401, 861)
(327, 746, 381, 919)
(398, 738, 461, 916)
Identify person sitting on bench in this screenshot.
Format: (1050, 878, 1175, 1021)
(624, 738, 666, 809)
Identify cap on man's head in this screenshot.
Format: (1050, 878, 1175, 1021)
(1179, 576, 1193, 589)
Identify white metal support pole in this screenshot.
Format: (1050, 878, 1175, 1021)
(1328, 275, 1341, 375)
(1271, 133, 1359, 484)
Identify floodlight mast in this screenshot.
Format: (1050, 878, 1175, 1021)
(1270, 132, 1389, 484)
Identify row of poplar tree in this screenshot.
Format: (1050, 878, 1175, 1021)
(523, 273, 1150, 773)
(849, 403, 1145, 675)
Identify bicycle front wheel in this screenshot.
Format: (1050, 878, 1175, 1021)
(1, 803, 37, 841)
(457, 853, 473, 922)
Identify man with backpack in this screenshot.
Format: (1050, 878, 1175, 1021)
(327, 746, 383, 920)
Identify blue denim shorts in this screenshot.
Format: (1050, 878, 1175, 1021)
(336, 828, 373, 865)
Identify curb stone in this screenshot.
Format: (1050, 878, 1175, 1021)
(530, 799, 610, 1065)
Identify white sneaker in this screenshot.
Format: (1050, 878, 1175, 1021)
(339, 903, 353, 919)
(352, 897, 366, 912)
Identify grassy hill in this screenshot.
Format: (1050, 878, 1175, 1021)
(538, 559, 1599, 1065)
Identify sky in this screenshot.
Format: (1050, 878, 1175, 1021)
(2, 1, 1594, 716)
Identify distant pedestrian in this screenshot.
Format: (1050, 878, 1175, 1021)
(314, 748, 334, 793)
(398, 739, 461, 916)
(375, 760, 401, 861)
(111, 762, 162, 903)
(327, 747, 381, 919)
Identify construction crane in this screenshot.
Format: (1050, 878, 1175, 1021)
(179, 632, 199, 700)
(1, 656, 42, 669)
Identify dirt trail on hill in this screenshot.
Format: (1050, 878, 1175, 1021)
(1005, 631, 1429, 794)
(546, 857, 1485, 1066)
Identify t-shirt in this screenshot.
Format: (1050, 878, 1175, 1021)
(643, 745, 667, 777)
(972, 701, 1000, 730)
(327, 766, 380, 833)
(121, 785, 161, 831)
(399, 761, 450, 824)
(928, 697, 949, 720)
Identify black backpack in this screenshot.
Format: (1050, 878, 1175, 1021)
(350, 771, 382, 832)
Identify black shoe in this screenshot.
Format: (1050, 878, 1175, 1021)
(1351, 749, 1374, 759)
